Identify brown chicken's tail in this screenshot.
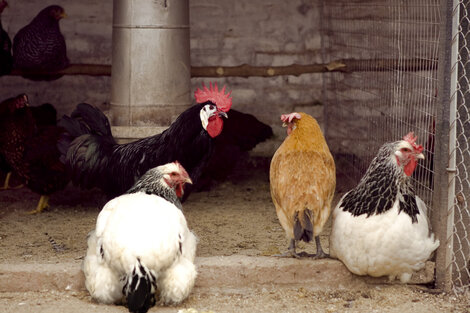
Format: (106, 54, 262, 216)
(293, 209, 314, 243)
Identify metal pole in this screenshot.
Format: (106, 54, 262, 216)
(110, 0, 191, 132)
(432, 0, 458, 291)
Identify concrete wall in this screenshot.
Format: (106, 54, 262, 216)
(0, 0, 324, 156)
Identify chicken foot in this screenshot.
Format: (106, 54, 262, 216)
(274, 237, 329, 259)
(311, 236, 329, 259)
(0, 172, 24, 190)
(274, 239, 307, 259)
(27, 195, 50, 214)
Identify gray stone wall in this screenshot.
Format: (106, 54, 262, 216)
(0, 0, 324, 156)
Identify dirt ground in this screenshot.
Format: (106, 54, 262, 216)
(1, 157, 469, 312)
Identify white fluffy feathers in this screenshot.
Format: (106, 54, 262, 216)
(83, 192, 197, 307)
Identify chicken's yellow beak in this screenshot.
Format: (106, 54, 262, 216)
(416, 153, 425, 160)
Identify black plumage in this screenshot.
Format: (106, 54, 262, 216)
(0, 95, 69, 213)
(59, 101, 272, 200)
(196, 109, 272, 190)
(0, 0, 12, 75)
(58, 102, 218, 199)
(12, 5, 69, 79)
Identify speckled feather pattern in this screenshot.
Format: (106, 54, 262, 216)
(126, 167, 183, 211)
(0, 104, 68, 195)
(13, 5, 69, 71)
(339, 142, 420, 222)
(270, 113, 336, 241)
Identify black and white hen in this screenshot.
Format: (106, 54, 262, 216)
(12, 5, 69, 79)
(83, 162, 197, 313)
(330, 132, 439, 282)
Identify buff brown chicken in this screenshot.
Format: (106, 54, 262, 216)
(270, 112, 336, 258)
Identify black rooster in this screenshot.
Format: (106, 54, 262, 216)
(0, 94, 69, 213)
(0, 0, 12, 75)
(58, 83, 234, 199)
(12, 5, 69, 80)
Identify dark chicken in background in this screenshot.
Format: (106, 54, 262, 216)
(0, 94, 69, 213)
(0, 94, 28, 189)
(58, 83, 234, 200)
(12, 5, 69, 80)
(195, 109, 273, 191)
(0, 0, 12, 75)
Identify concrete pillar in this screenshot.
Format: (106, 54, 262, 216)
(110, 0, 191, 140)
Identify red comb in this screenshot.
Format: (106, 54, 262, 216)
(194, 82, 232, 112)
(280, 112, 301, 123)
(403, 132, 423, 153)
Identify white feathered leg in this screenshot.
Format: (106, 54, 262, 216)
(157, 230, 198, 304)
(83, 230, 124, 304)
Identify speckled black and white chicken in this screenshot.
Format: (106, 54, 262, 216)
(83, 162, 197, 313)
(12, 5, 69, 78)
(329, 132, 439, 283)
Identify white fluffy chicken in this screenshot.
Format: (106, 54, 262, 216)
(330, 132, 439, 283)
(83, 161, 197, 313)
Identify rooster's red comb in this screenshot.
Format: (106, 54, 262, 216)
(403, 132, 424, 153)
(194, 82, 232, 112)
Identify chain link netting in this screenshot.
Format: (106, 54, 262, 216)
(451, 0, 470, 292)
(321, 0, 470, 291)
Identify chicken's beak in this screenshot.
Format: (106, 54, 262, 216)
(282, 122, 287, 127)
(416, 153, 425, 160)
(218, 111, 228, 119)
(185, 177, 193, 185)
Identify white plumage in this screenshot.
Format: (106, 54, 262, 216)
(83, 162, 197, 313)
(329, 133, 439, 283)
(330, 194, 439, 282)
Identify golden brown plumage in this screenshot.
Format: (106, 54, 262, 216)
(270, 112, 336, 258)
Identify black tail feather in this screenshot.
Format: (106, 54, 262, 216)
(57, 103, 117, 190)
(293, 210, 314, 243)
(124, 260, 156, 313)
(70, 103, 112, 137)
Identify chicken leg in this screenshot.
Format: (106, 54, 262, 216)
(274, 237, 329, 259)
(274, 239, 315, 259)
(312, 236, 329, 259)
(0, 172, 24, 190)
(28, 195, 50, 214)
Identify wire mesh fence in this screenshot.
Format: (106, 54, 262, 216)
(321, 0, 470, 291)
(321, 0, 439, 203)
(449, 0, 470, 292)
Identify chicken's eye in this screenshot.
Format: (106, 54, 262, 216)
(170, 172, 177, 176)
(401, 148, 411, 153)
